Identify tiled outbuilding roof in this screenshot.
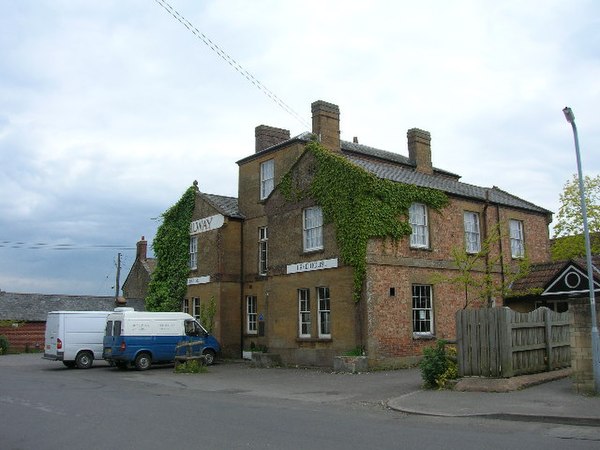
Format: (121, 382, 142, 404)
(507, 256, 600, 296)
(0, 292, 146, 322)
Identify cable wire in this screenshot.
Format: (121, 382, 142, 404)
(153, 0, 310, 129)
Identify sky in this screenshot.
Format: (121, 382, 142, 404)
(1, 0, 599, 296)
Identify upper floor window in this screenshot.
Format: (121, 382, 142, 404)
(260, 159, 274, 200)
(189, 236, 198, 270)
(412, 284, 433, 335)
(258, 227, 268, 275)
(303, 206, 323, 252)
(464, 212, 481, 254)
(509, 219, 525, 258)
(409, 203, 429, 248)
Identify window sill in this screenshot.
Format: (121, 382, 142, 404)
(296, 337, 332, 343)
(412, 333, 435, 340)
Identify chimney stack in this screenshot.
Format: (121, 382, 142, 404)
(407, 128, 433, 174)
(311, 100, 340, 152)
(255, 125, 290, 153)
(136, 236, 147, 261)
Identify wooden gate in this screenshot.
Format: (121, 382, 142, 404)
(456, 307, 570, 377)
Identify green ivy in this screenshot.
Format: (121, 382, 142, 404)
(282, 141, 448, 301)
(146, 186, 196, 311)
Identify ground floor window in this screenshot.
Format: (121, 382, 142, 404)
(246, 296, 257, 334)
(412, 284, 433, 335)
(192, 297, 200, 320)
(298, 289, 311, 338)
(318, 287, 331, 338)
(182, 298, 189, 314)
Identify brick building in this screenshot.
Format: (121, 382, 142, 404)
(185, 100, 552, 367)
(122, 236, 156, 304)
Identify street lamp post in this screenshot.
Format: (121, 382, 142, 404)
(563, 106, 600, 393)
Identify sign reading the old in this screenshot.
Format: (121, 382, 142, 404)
(189, 214, 225, 235)
(187, 276, 210, 285)
(286, 258, 338, 274)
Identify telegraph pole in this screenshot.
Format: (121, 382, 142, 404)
(114, 252, 122, 302)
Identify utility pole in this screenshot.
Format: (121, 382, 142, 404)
(114, 252, 122, 302)
(563, 106, 600, 393)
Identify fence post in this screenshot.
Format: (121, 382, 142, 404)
(499, 307, 513, 377)
(544, 308, 553, 371)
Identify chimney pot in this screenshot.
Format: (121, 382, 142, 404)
(255, 125, 290, 153)
(311, 100, 340, 152)
(136, 237, 148, 261)
(407, 128, 433, 174)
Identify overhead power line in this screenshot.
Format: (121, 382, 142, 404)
(0, 240, 135, 251)
(153, 0, 310, 129)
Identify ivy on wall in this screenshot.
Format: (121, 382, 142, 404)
(281, 141, 448, 301)
(146, 186, 196, 311)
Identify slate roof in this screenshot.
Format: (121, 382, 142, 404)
(239, 132, 551, 216)
(0, 292, 146, 322)
(200, 192, 244, 219)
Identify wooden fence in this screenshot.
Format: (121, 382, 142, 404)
(456, 307, 571, 378)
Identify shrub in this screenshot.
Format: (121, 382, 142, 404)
(0, 335, 9, 355)
(174, 359, 208, 374)
(419, 340, 458, 389)
(342, 346, 365, 356)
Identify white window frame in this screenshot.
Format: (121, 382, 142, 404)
(509, 219, 525, 258)
(298, 289, 311, 338)
(182, 298, 189, 314)
(246, 296, 257, 335)
(303, 206, 323, 252)
(258, 227, 268, 276)
(189, 236, 198, 270)
(260, 159, 274, 200)
(409, 203, 429, 249)
(412, 284, 433, 336)
(464, 211, 481, 254)
(192, 297, 200, 320)
(317, 287, 331, 338)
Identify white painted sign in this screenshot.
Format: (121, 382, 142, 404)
(187, 276, 210, 285)
(189, 214, 225, 235)
(287, 258, 338, 274)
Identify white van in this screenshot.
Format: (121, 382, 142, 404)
(43, 308, 133, 369)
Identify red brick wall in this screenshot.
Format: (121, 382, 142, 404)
(0, 322, 45, 353)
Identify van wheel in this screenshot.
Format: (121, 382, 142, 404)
(63, 361, 76, 368)
(75, 351, 93, 369)
(135, 353, 151, 371)
(202, 349, 216, 365)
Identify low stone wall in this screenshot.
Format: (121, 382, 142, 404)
(570, 298, 600, 394)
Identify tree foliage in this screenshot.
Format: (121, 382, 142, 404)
(281, 141, 448, 301)
(433, 222, 531, 307)
(146, 186, 196, 311)
(552, 174, 600, 260)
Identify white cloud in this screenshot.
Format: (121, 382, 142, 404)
(1, 0, 599, 295)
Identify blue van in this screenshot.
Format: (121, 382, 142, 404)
(103, 311, 220, 370)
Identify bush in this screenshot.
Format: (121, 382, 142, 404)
(174, 359, 208, 374)
(419, 340, 458, 389)
(0, 335, 9, 355)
